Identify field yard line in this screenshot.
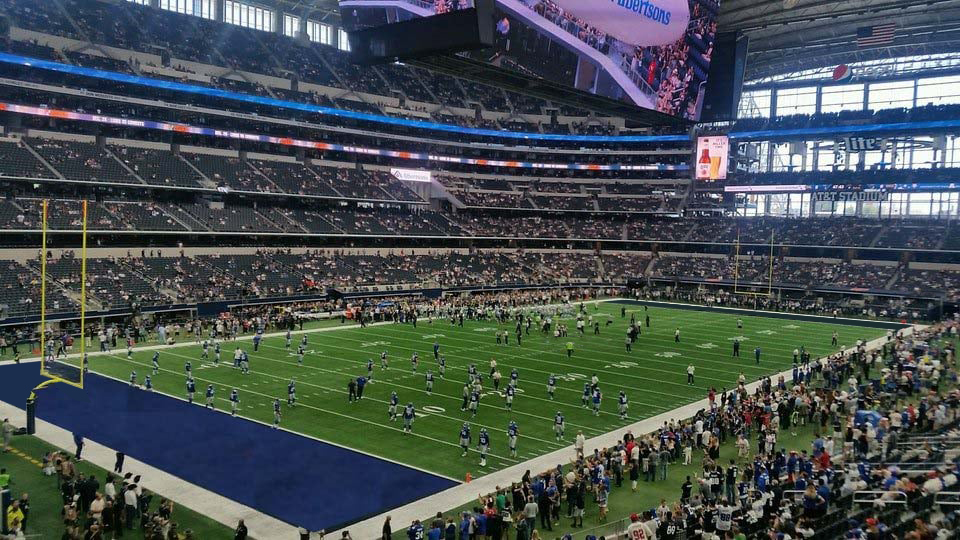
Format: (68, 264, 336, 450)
(92, 351, 522, 466)
(362, 325, 727, 395)
(383, 311, 840, 373)
(377, 319, 764, 377)
(327, 326, 917, 540)
(166, 344, 570, 449)
(386, 318, 858, 390)
(550, 307, 859, 356)
(260, 336, 670, 416)
(256, 343, 605, 436)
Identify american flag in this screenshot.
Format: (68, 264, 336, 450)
(856, 23, 896, 47)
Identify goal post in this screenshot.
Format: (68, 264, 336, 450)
(733, 229, 775, 298)
(37, 198, 87, 389)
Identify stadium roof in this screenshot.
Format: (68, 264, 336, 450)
(722, 0, 960, 82)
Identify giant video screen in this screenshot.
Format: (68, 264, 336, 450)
(339, 0, 720, 121)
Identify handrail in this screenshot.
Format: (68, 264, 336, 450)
(853, 490, 908, 505)
(934, 492, 960, 507)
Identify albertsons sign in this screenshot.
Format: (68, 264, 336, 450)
(551, 0, 689, 46)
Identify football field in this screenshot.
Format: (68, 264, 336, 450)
(66, 301, 888, 480)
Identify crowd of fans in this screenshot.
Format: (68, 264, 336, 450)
(2, 248, 958, 319)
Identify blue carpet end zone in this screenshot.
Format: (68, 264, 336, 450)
(0, 363, 456, 531)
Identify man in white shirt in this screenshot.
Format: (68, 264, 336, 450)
(123, 485, 139, 530)
(575, 431, 585, 458)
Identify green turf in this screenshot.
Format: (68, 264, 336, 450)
(2, 434, 236, 539)
(61, 301, 886, 481)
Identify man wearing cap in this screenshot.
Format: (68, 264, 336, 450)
(625, 513, 648, 540)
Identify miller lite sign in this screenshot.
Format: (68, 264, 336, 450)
(836, 136, 883, 153)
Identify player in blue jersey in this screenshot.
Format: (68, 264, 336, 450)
(510, 368, 519, 387)
(459, 423, 472, 457)
(582, 382, 591, 407)
(205, 384, 215, 409)
(425, 370, 434, 394)
(186, 377, 196, 403)
(402, 403, 415, 433)
(468, 364, 477, 383)
(411, 352, 419, 373)
(380, 350, 388, 370)
(295, 344, 304, 367)
(618, 391, 629, 420)
(592, 388, 602, 416)
(300, 334, 307, 348)
(184, 359, 192, 376)
(287, 379, 297, 406)
(477, 428, 490, 467)
(468, 391, 480, 417)
(554, 411, 565, 441)
(547, 374, 556, 400)
(240, 350, 249, 374)
(201, 340, 209, 360)
(285, 329, 291, 349)
(272, 398, 281, 428)
(366, 358, 374, 380)
(252, 333, 261, 352)
(438, 355, 446, 378)
(388, 391, 399, 421)
(143, 375, 152, 391)
(505, 383, 516, 411)
(151, 352, 160, 375)
(407, 520, 424, 540)
(433, 341, 440, 360)
(214, 342, 221, 364)
(507, 421, 519, 457)
(129, 370, 137, 388)
(230, 388, 240, 416)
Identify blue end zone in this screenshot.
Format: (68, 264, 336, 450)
(0, 363, 456, 531)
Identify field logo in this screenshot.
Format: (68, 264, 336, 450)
(756, 330, 777, 335)
(422, 334, 446, 339)
(695, 342, 718, 349)
(551, 0, 689, 46)
(655, 351, 682, 358)
(782, 324, 800, 329)
(360, 341, 390, 348)
(728, 336, 749, 341)
(482, 387, 524, 399)
(422, 405, 446, 414)
(605, 361, 639, 369)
